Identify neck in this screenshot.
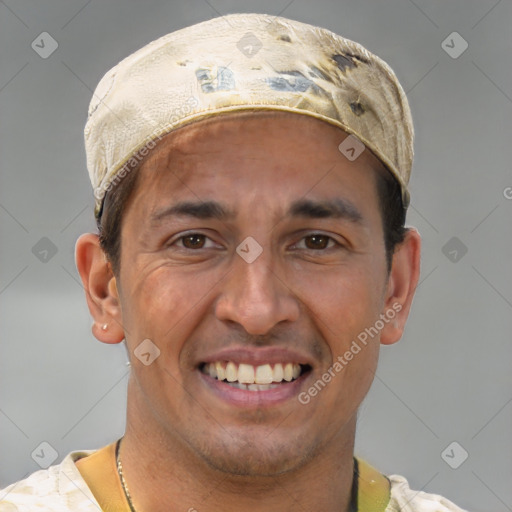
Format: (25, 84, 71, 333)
(121, 378, 357, 512)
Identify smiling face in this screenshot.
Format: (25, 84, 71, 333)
(81, 111, 418, 478)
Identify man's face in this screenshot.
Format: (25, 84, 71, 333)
(115, 112, 393, 476)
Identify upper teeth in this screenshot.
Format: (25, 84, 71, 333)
(204, 362, 301, 384)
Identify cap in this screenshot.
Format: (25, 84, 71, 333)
(84, 13, 414, 217)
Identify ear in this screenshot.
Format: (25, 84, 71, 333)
(380, 228, 421, 345)
(75, 233, 125, 344)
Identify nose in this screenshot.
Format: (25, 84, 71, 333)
(214, 249, 300, 335)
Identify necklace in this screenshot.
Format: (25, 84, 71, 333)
(115, 438, 358, 512)
(116, 438, 138, 512)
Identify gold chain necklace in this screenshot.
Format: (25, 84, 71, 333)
(116, 438, 139, 512)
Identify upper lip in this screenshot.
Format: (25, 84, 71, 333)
(198, 346, 315, 368)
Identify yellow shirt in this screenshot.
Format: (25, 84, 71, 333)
(75, 441, 391, 512)
(0, 444, 467, 511)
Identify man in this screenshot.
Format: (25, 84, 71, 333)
(0, 13, 467, 512)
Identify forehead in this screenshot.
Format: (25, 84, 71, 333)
(130, 111, 387, 217)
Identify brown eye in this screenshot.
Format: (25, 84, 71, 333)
(304, 234, 331, 250)
(181, 234, 206, 249)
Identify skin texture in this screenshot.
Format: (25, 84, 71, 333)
(76, 111, 421, 512)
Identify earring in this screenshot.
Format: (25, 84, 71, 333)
(101, 323, 108, 331)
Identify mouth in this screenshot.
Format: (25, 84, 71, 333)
(200, 361, 312, 391)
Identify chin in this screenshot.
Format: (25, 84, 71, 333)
(193, 433, 316, 478)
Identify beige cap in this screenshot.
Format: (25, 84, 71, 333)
(85, 13, 414, 217)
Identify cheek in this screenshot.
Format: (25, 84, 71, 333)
(289, 264, 383, 404)
(121, 264, 218, 357)
(290, 264, 384, 343)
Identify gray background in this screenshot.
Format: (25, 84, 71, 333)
(1, 1, 511, 510)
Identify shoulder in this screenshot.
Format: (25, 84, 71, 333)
(0, 450, 99, 512)
(387, 473, 468, 512)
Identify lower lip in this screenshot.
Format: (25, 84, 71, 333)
(198, 370, 309, 407)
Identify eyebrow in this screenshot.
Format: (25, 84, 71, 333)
(150, 197, 363, 225)
(286, 198, 363, 223)
(151, 200, 235, 224)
